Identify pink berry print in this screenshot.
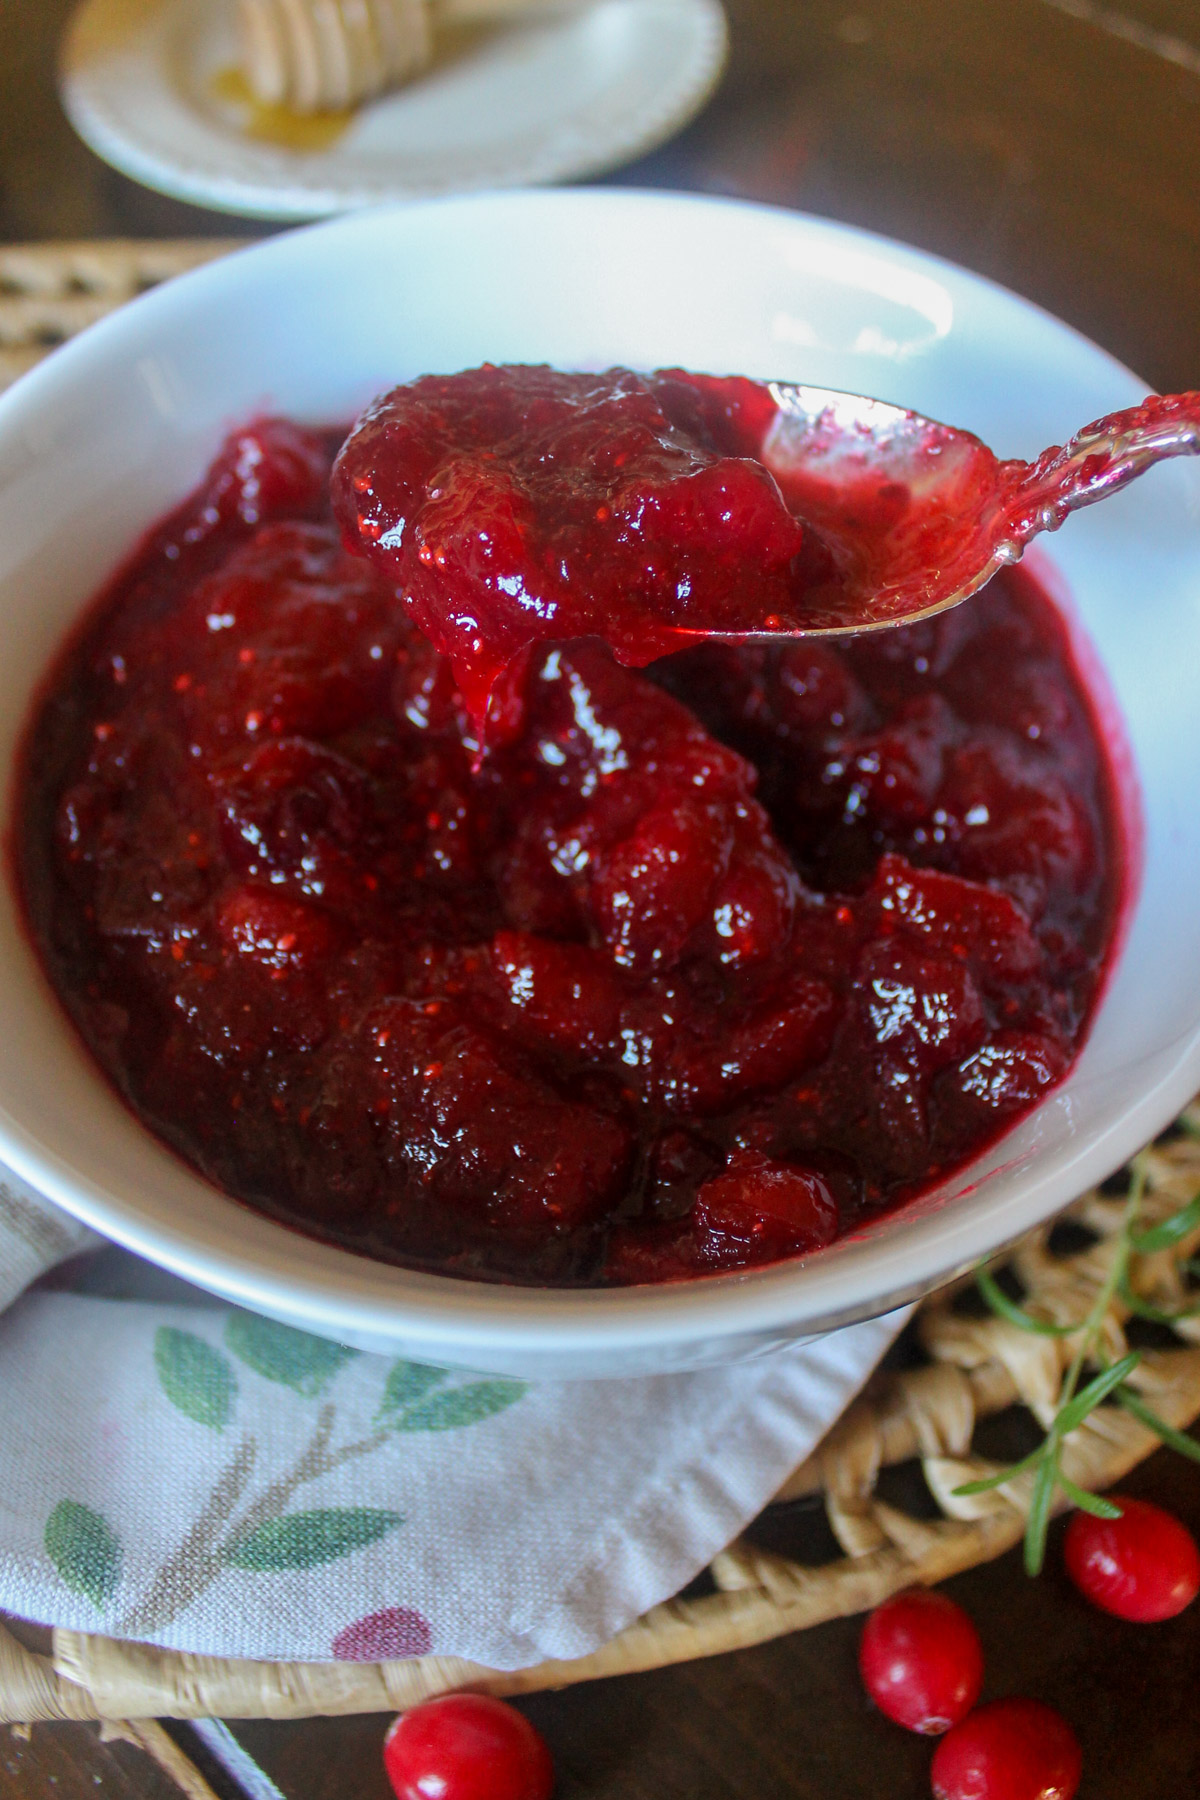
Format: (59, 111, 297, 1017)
(332, 1606, 433, 1662)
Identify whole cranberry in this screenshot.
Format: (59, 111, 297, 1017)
(858, 1587, 983, 1734)
(931, 1697, 1081, 1800)
(383, 1694, 554, 1800)
(1064, 1495, 1200, 1622)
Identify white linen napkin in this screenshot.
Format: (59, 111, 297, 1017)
(0, 1166, 906, 1669)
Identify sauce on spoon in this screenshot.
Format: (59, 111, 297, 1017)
(334, 366, 1200, 726)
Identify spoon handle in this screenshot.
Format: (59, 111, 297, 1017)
(1002, 391, 1200, 547)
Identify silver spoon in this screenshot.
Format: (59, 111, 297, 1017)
(752, 384, 1200, 636)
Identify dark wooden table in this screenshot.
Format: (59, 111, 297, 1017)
(3, 0, 1200, 1793)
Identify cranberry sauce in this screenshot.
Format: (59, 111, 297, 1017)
(16, 418, 1122, 1287)
(333, 365, 830, 722)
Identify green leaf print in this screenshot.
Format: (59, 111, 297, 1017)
(394, 1379, 527, 1432)
(44, 1501, 121, 1607)
(223, 1312, 358, 1397)
(223, 1508, 402, 1571)
(154, 1327, 237, 1429)
(375, 1360, 449, 1424)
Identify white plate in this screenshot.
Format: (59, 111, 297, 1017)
(59, 0, 727, 219)
(1, 191, 1198, 1377)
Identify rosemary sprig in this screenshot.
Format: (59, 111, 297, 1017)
(953, 1155, 1200, 1574)
(1129, 1191, 1200, 1254)
(974, 1266, 1080, 1337)
(1112, 1389, 1200, 1465)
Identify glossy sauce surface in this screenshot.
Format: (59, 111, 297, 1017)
(17, 412, 1122, 1286)
(335, 366, 838, 721)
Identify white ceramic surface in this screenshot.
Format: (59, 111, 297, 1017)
(1, 190, 1198, 1379)
(59, 0, 727, 218)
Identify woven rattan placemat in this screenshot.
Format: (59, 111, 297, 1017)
(2, 238, 1198, 1748)
(0, 238, 246, 391)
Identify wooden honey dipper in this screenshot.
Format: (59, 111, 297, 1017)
(238, 0, 580, 113)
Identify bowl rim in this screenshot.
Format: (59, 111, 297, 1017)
(1, 184, 1194, 1359)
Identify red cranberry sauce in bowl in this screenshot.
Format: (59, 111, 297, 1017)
(15, 379, 1123, 1289)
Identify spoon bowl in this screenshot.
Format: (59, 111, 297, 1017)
(752, 383, 1200, 637)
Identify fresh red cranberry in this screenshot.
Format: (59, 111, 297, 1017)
(383, 1694, 554, 1800)
(858, 1588, 983, 1734)
(931, 1698, 1081, 1800)
(1063, 1495, 1200, 1622)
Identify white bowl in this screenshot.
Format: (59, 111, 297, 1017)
(2, 190, 1198, 1379)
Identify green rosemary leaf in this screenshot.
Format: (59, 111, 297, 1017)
(1024, 1453, 1059, 1576)
(976, 1267, 1081, 1336)
(1129, 1192, 1200, 1254)
(951, 1443, 1049, 1497)
(1115, 1389, 1200, 1463)
(1057, 1474, 1123, 1519)
(1116, 1268, 1200, 1326)
(958, 1155, 1200, 1580)
(1056, 1352, 1141, 1435)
